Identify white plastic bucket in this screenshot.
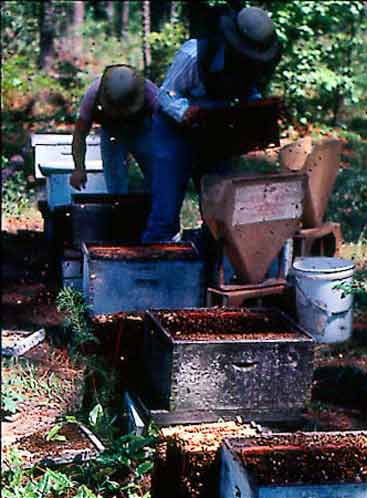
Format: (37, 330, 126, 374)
(292, 257, 355, 343)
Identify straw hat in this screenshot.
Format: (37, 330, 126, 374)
(99, 65, 145, 116)
(219, 7, 280, 63)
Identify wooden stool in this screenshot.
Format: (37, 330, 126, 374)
(293, 222, 342, 258)
(206, 239, 293, 308)
(207, 279, 289, 307)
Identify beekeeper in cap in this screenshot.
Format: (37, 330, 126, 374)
(71, 64, 158, 193)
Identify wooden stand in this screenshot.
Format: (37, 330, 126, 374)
(206, 238, 293, 307)
(207, 279, 289, 307)
(293, 222, 342, 258)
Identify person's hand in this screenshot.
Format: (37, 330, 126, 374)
(70, 170, 87, 190)
(181, 105, 204, 127)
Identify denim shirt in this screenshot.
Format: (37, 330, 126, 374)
(158, 39, 262, 123)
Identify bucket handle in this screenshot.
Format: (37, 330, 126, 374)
(294, 277, 330, 314)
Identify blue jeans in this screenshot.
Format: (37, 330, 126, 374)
(100, 116, 153, 194)
(142, 112, 231, 242)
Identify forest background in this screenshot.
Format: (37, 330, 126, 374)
(2, 0, 367, 240)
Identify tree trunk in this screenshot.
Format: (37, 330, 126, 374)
(187, 3, 229, 38)
(171, 1, 180, 22)
(39, 0, 55, 70)
(106, 1, 115, 36)
(122, 1, 130, 39)
(151, 0, 170, 32)
(73, 1, 85, 55)
(142, 1, 151, 75)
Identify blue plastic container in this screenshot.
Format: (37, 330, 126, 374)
(82, 242, 205, 315)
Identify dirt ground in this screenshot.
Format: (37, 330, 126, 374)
(1, 210, 367, 446)
(2, 212, 85, 447)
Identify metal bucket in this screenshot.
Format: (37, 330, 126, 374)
(292, 257, 355, 343)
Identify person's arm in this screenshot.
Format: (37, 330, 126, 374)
(158, 41, 201, 124)
(70, 118, 91, 190)
(70, 79, 99, 190)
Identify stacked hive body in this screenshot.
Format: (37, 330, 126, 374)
(83, 243, 205, 315)
(64, 193, 151, 291)
(142, 308, 314, 424)
(32, 134, 105, 208)
(31, 134, 358, 498)
(32, 134, 104, 286)
(220, 431, 367, 498)
(152, 421, 260, 498)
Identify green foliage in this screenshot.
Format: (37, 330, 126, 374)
(2, 56, 64, 109)
(83, 433, 156, 497)
(2, 355, 72, 425)
(2, 169, 34, 218)
(79, 16, 143, 72)
(2, 449, 98, 498)
(149, 21, 188, 84)
(1, 2, 39, 60)
(46, 423, 67, 442)
(266, 0, 367, 125)
(326, 132, 367, 242)
(181, 190, 201, 229)
(56, 288, 98, 353)
(2, 415, 156, 497)
(334, 231, 367, 311)
(1, 377, 24, 419)
(86, 403, 118, 441)
(334, 269, 367, 311)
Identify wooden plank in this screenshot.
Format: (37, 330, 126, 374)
(2, 329, 46, 357)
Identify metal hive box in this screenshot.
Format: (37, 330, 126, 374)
(220, 431, 367, 498)
(143, 308, 314, 423)
(201, 172, 307, 284)
(82, 243, 205, 315)
(32, 133, 101, 179)
(40, 166, 107, 209)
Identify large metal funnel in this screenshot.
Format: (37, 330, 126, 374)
(280, 138, 342, 227)
(201, 173, 307, 284)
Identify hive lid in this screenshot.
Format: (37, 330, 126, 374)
(71, 193, 151, 205)
(31, 133, 100, 146)
(39, 162, 102, 175)
(293, 257, 355, 273)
